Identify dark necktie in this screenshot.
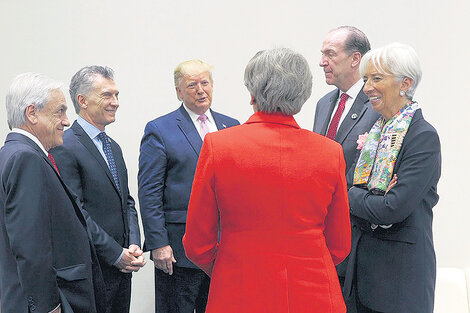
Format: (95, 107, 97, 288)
(47, 153, 60, 175)
(326, 93, 349, 139)
(97, 132, 120, 192)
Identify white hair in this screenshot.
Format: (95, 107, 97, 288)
(244, 48, 312, 115)
(360, 43, 422, 100)
(6, 72, 63, 130)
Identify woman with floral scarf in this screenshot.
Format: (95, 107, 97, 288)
(344, 43, 441, 313)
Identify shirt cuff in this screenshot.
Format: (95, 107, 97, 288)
(113, 249, 124, 266)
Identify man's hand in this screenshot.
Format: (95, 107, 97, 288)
(115, 246, 146, 273)
(152, 245, 177, 275)
(128, 244, 146, 269)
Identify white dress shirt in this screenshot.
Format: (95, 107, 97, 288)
(182, 103, 218, 138)
(327, 79, 364, 129)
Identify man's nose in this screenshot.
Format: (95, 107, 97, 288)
(319, 55, 328, 67)
(63, 115, 71, 127)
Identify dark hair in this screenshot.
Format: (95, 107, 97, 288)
(334, 26, 371, 56)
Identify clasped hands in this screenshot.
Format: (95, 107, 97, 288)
(115, 244, 146, 273)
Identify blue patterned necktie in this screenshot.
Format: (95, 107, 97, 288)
(97, 132, 120, 192)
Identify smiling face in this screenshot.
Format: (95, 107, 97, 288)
(79, 75, 119, 131)
(176, 71, 213, 115)
(34, 89, 70, 151)
(362, 61, 411, 120)
(319, 29, 359, 92)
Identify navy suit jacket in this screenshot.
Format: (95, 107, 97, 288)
(0, 133, 106, 313)
(314, 88, 380, 187)
(345, 109, 441, 312)
(314, 88, 380, 281)
(138, 105, 239, 268)
(51, 121, 141, 267)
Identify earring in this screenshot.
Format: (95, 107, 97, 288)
(399, 90, 405, 97)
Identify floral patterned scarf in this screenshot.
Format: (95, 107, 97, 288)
(353, 102, 418, 192)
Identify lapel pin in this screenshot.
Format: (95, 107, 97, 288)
(222, 124, 227, 128)
(351, 113, 358, 120)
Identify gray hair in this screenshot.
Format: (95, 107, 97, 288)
(244, 48, 312, 115)
(332, 26, 370, 56)
(5, 72, 63, 130)
(359, 43, 422, 100)
(69, 65, 114, 114)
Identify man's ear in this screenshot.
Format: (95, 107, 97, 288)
(175, 87, 182, 101)
(25, 104, 38, 124)
(77, 94, 87, 109)
(351, 52, 362, 68)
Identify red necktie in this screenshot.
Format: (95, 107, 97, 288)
(48, 153, 60, 175)
(326, 93, 349, 139)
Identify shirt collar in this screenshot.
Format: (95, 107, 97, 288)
(11, 128, 48, 155)
(182, 103, 214, 124)
(77, 115, 103, 140)
(340, 79, 364, 100)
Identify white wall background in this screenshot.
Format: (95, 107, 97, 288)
(1, 1, 468, 312)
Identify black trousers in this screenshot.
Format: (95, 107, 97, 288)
(101, 265, 132, 313)
(155, 266, 210, 313)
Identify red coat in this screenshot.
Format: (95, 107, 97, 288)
(183, 112, 351, 313)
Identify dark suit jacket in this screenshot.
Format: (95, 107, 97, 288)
(314, 88, 380, 187)
(346, 109, 441, 313)
(314, 88, 380, 281)
(0, 133, 106, 313)
(51, 121, 141, 267)
(138, 105, 239, 268)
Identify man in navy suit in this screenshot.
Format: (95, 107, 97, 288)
(314, 26, 380, 184)
(0, 72, 106, 313)
(51, 66, 145, 313)
(313, 26, 380, 312)
(138, 59, 239, 313)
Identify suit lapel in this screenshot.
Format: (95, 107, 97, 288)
(320, 90, 340, 135)
(71, 121, 122, 198)
(212, 110, 228, 131)
(9, 133, 89, 227)
(335, 90, 369, 144)
(176, 105, 203, 155)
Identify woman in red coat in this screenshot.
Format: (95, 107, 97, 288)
(183, 48, 351, 313)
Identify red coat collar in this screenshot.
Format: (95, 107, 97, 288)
(245, 111, 300, 129)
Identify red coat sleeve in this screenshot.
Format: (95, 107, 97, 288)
(183, 135, 219, 276)
(323, 147, 351, 265)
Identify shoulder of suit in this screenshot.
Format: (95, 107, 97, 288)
(146, 108, 181, 126)
(211, 110, 240, 125)
(317, 89, 338, 104)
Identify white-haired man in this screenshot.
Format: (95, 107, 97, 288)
(0, 73, 106, 313)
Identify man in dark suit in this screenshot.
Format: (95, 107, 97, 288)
(51, 66, 145, 313)
(314, 26, 380, 183)
(0, 72, 106, 313)
(138, 59, 239, 313)
(313, 26, 380, 312)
